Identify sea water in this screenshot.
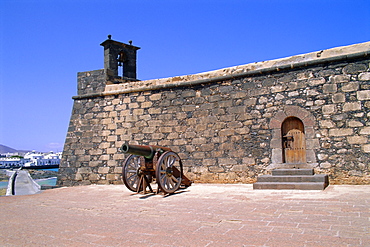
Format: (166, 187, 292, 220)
(0, 169, 58, 189)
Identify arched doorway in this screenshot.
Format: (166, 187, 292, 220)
(281, 117, 306, 164)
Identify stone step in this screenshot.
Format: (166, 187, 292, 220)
(253, 182, 328, 190)
(257, 174, 328, 183)
(272, 169, 314, 176)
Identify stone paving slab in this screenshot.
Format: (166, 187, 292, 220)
(0, 184, 369, 246)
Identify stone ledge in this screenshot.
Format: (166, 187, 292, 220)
(73, 41, 370, 99)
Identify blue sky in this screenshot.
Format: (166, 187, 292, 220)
(0, 0, 369, 152)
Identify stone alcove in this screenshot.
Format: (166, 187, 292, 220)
(268, 105, 319, 169)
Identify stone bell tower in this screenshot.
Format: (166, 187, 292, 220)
(100, 35, 140, 83)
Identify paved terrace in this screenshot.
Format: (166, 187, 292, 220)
(0, 184, 369, 246)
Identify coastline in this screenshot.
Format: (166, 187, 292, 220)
(0, 169, 58, 196)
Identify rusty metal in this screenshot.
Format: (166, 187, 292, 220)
(120, 143, 192, 194)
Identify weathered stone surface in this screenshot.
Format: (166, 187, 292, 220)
(347, 136, 368, 144)
(363, 144, 370, 153)
(357, 90, 370, 100)
(59, 42, 370, 186)
(341, 82, 359, 92)
(343, 102, 361, 112)
(360, 127, 370, 135)
(359, 72, 370, 81)
(329, 128, 353, 136)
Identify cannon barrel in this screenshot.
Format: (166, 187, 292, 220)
(120, 143, 172, 159)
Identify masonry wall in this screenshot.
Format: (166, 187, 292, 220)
(58, 47, 370, 186)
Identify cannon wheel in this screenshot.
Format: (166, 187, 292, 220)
(122, 154, 143, 192)
(156, 151, 182, 194)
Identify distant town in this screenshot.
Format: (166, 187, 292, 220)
(0, 146, 61, 169)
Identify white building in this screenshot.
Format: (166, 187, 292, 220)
(0, 151, 62, 168)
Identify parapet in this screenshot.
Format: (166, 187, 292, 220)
(75, 39, 370, 99)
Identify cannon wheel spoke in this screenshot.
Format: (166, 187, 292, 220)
(156, 151, 182, 194)
(122, 154, 142, 192)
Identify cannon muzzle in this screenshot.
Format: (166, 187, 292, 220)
(120, 143, 172, 159)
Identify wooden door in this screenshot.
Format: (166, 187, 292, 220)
(282, 117, 306, 164)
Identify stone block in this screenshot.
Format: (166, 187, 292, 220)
(242, 157, 255, 165)
(129, 102, 139, 108)
(167, 133, 179, 139)
(89, 173, 100, 181)
(228, 106, 246, 114)
(78, 167, 92, 174)
(322, 105, 336, 115)
(141, 102, 153, 108)
(107, 135, 117, 142)
(288, 91, 299, 97)
(271, 148, 283, 163)
(297, 71, 314, 80)
(113, 153, 124, 160)
(308, 78, 326, 86)
(98, 167, 110, 174)
(307, 89, 319, 96)
(359, 72, 370, 81)
(132, 109, 144, 115)
(317, 153, 328, 161)
(341, 82, 359, 92)
(343, 63, 367, 74)
(343, 102, 361, 112)
(330, 75, 350, 83)
(319, 120, 335, 128)
(218, 158, 237, 165)
(107, 174, 119, 181)
(99, 142, 110, 149)
(75, 149, 86, 155)
(360, 127, 370, 135)
(329, 128, 353, 136)
(332, 93, 345, 103)
(148, 108, 161, 114)
(136, 96, 145, 102)
(107, 123, 117, 130)
(192, 152, 205, 159)
(209, 165, 225, 173)
(271, 85, 285, 93)
(199, 172, 217, 182)
(89, 161, 101, 167)
(192, 137, 206, 145)
(75, 173, 83, 181)
(347, 136, 368, 144)
(149, 93, 162, 101)
(107, 148, 117, 154)
(244, 98, 257, 106)
(320, 162, 332, 169)
(100, 155, 110, 161)
(230, 164, 248, 172)
(158, 127, 172, 133)
(323, 84, 337, 93)
(219, 129, 235, 136)
(114, 167, 123, 174)
(357, 90, 370, 100)
(363, 144, 370, 153)
(348, 121, 363, 127)
(89, 149, 103, 155)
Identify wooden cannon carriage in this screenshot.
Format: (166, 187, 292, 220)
(120, 143, 192, 194)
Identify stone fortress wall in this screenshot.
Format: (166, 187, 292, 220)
(57, 38, 370, 186)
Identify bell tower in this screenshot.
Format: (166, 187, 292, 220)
(100, 35, 140, 82)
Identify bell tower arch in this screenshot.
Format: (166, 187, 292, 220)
(100, 35, 140, 82)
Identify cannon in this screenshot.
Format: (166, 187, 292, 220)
(120, 143, 192, 194)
